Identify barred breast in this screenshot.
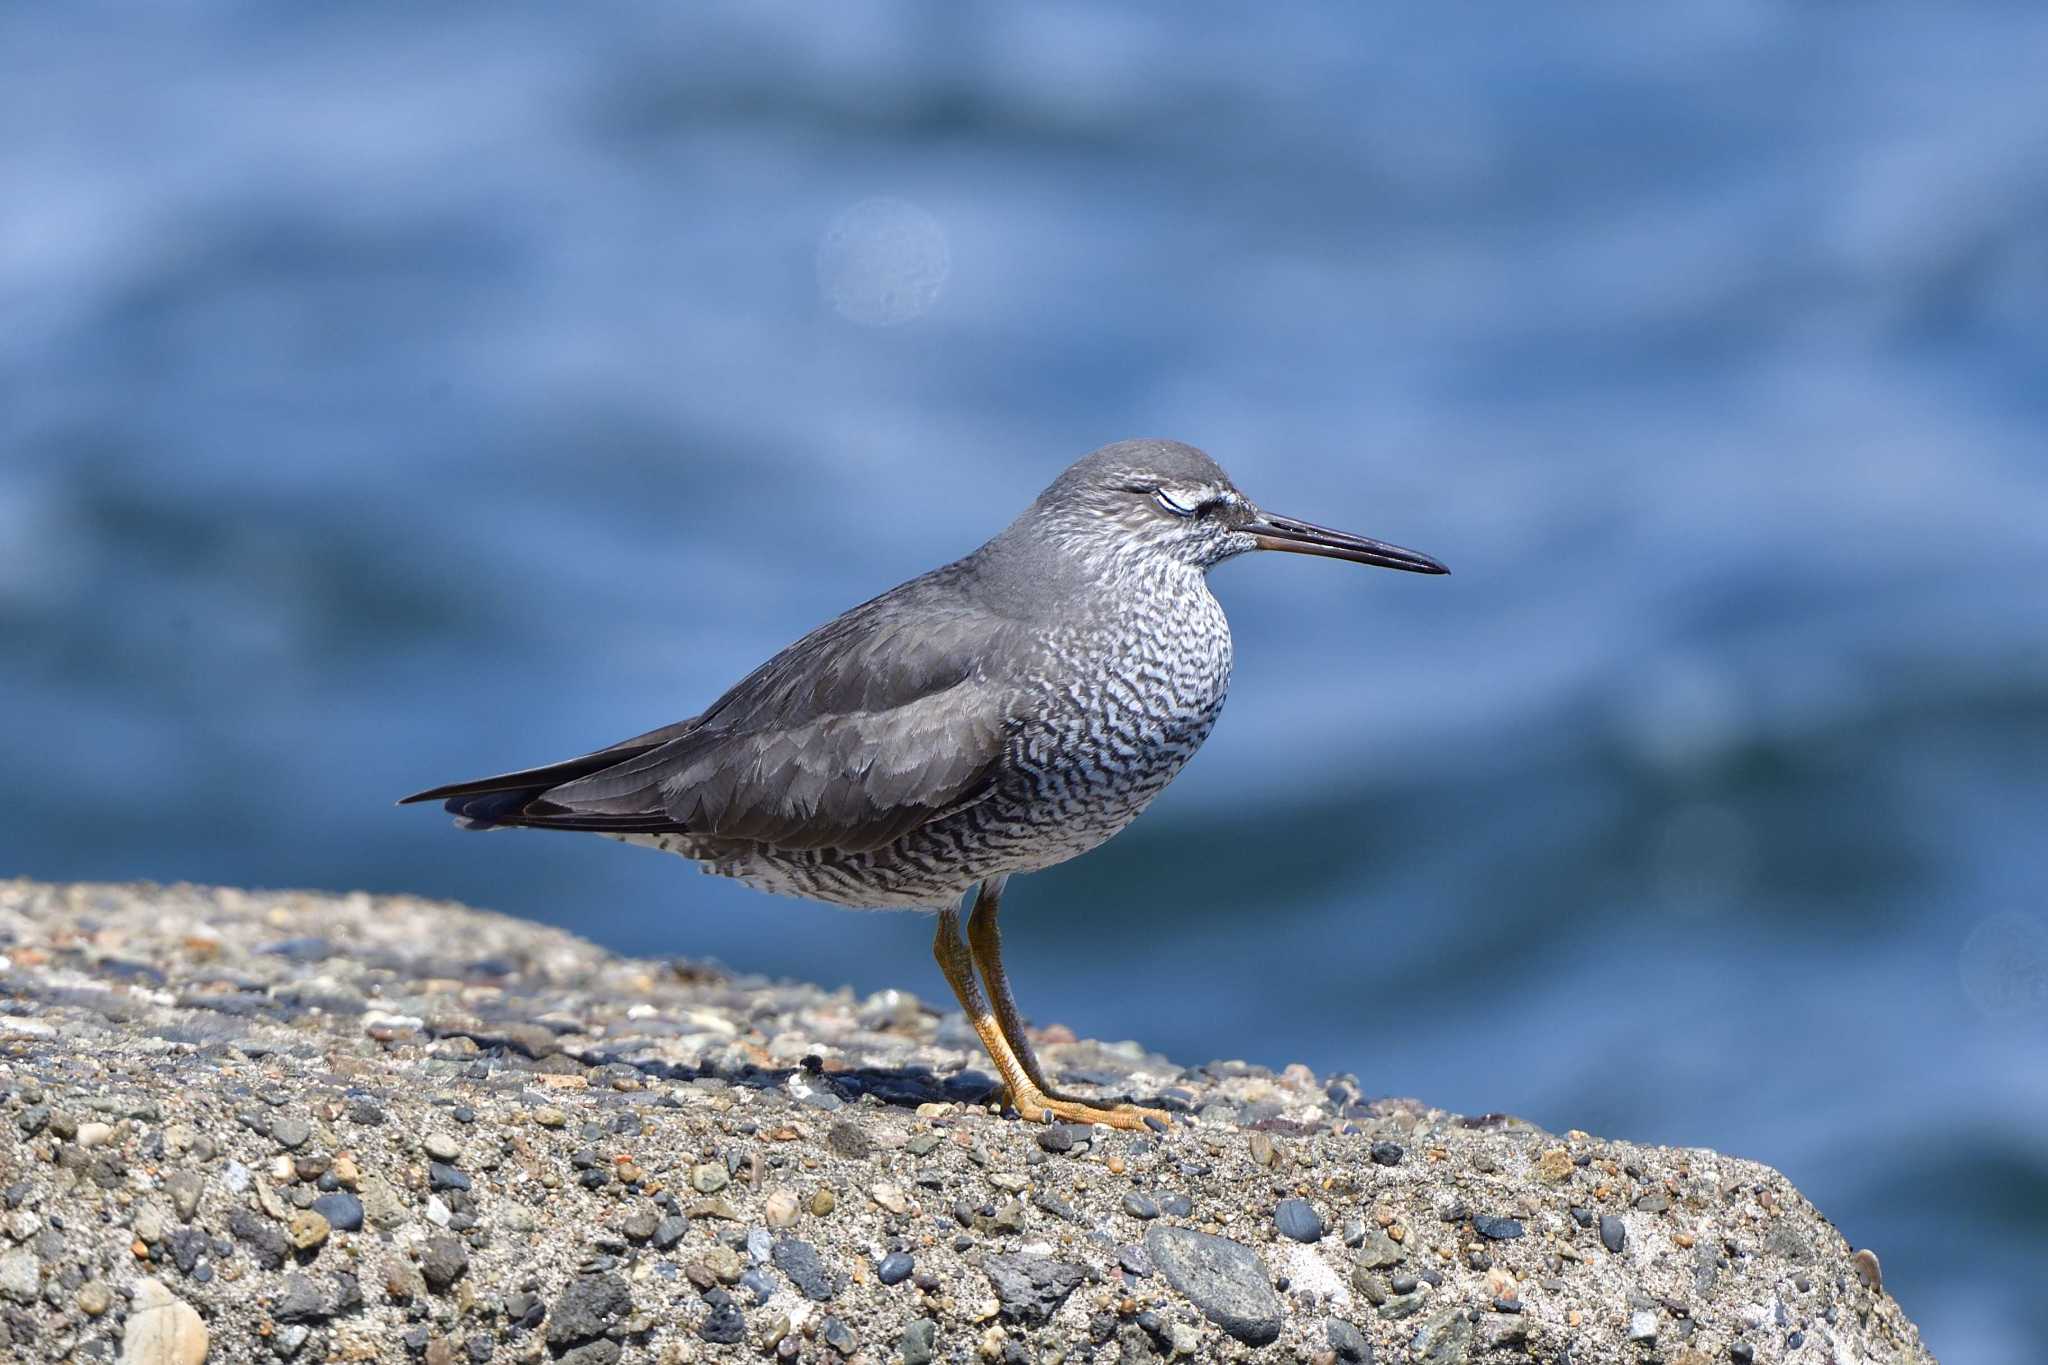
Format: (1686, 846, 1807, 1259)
(650, 562, 1235, 909)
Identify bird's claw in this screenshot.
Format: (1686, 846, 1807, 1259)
(1004, 1087, 1174, 1133)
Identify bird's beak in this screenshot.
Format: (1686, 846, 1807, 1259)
(1242, 511, 1449, 574)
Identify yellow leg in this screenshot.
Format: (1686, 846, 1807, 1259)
(956, 879, 1172, 1133)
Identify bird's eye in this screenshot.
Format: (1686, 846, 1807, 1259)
(1153, 488, 1200, 518)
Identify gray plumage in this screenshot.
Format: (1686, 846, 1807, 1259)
(402, 439, 1445, 910)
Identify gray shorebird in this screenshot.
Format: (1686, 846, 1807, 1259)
(403, 439, 1446, 1129)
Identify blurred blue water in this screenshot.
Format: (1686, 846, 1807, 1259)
(4, 5, 2046, 1357)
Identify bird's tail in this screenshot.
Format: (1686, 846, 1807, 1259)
(398, 718, 700, 831)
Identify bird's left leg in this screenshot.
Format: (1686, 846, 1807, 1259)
(964, 877, 1172, 1132)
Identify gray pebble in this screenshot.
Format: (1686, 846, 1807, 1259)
(271, 1116, 312, 1151)
(1144, 1226, 1283, 1346)
(419, 1234, 469, 1292)
(900, 1317, 938, 1365)
(982, 1252, 1087, 1326)
(771, 1237, 836, 1301)
(1275, 1197, 1323, 1243)
(1600, 1214, 1627, 1253)
(1327, 1317, 1373, 1363)
(877, 1251, 914, 1286)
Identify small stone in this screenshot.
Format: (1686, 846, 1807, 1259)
(690, 1163, 729, 1195)
(1535, 1147, 1574, 1183)
(1471, 1214, 1523, 1241)
(772, 1237, 835, 1301)
(428, 1162, 471, 1193)
(312, 1191, 364, 1232)
(547, 1272, 634, 1347)
(621, 1207, 659, 1242)
(1276, 1198, 1324, 1244)
(869, 1183, 909, 1214)
(420, 1234, 469, 1292)
(900, 1317, 939, 1365)
(533, 1106, 568, 1129)
(78, 1280, 114, 1316)
(878, 1251, 914, 1286)
(982, 1253, 1086, 1326)
(287, 1210, 330, 1251)
(1354, 1226, 1406, 1270)
(1599, 1215, 1626, 1254)
(273, 1273, 327, 1322)
(1035, 1126, 1073, 1155)
(271, 1116, 312, 1151)
(1123, 1192, 1160, 1220)
(1144, 1226, 1283, 1346)
(165, 1172, 203, 1222)
(76, 1121, 116, 1149)
(809, 1188, 836, 1217)
(1326, 1318, 1372, 1363)
(763, 1190, 800, 1229)
(120, 1278, 208, 1365)
(821, 1315, 857, 1354)
(652, 1215, 687, 1249)
(1627, 1309, 1658, 1342)
(699, 1298, 745, 1345)
(1369, 1141, 1404, 1166)
(423, 1132, 462, 1162)
(134, 1209, 166, 1245)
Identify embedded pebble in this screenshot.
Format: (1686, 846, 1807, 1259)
(1275, 1197, 1323, 1243)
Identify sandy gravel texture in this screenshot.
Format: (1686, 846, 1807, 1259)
(0, 880, 1932, 1363)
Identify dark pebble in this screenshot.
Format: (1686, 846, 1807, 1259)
(1275, 1198, 1324, 1244)
(1600, 1214, 1627, 1254)
(877, 1252, 914, 1286)
(1035, 1126, 1074, 1155)
(772, 1237, 836, 1302)
(428, 1162, 470, 1192)
(699, 1299, 746, 1346)
(652, 1216, 687, 1250)
(982, 1252, 1088, 1326)
(228, 1208, 289, 1270)
(1472, 1214, 1524, 1241)
(1389, 1273, 1419, 1295)
(1493, 1296, 1523, 1313)
(546, 1272, 633, 1347)
(1118, 1244, 1153, 1278)
(1159, 1193, 1193, 1218)
(1122, 1192, 1160, 1220)
(270, 1116, 312, 1151)
(419, 1234, 469, 1292)
(311, 1192, 363, 1233)
(1570, 1207, 1593, 1228)
(273, 1273, 328, 1322)
(1788, 1331, 1805, 1350)
(1326, 1318, 1373, 1363)
(1730, 1342, 1755, 1364)
(821, 1316, 856, 1353)
(1370, 1140, 1405, 1166)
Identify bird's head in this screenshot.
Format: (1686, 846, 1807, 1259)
(1028, 438, 1449, 576)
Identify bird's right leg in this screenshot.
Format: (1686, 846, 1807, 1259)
(952, 883, 1172, 1133)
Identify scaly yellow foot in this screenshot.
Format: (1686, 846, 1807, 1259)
(1004, 1085, 1173, 1132)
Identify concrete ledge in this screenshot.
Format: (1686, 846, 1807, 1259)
(0, 880, 1933, 1363)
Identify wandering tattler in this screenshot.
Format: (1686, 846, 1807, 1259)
(403, 439, 1446, 1129)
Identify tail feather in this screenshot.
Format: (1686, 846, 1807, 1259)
(399, 717, 701, 833)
